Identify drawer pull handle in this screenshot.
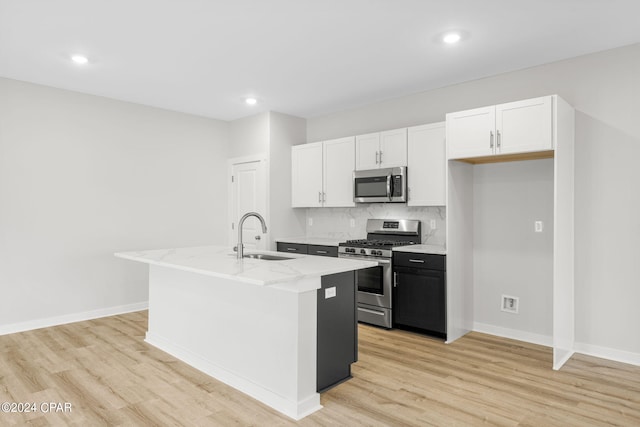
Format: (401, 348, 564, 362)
(315, 250, 328, 254)
(287, 248, 298, 251)
(358, 307, 385, 316)
(409, 259, 425, 263)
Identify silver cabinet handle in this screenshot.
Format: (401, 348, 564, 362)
(318, 191, 322, 203)
(393, 272, 398, 287)
(490, 130, 494, 149)
(323, 192, 326, 202)
(375, 151, 379, 164)
(496, 130, 501, 149)
(286, 247, 298, 251)
(409, 259, 425, 263)
(316, 250, 328, 254)
(379, 150, 383, 164)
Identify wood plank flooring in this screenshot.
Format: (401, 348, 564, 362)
(1, 311, 639, 426)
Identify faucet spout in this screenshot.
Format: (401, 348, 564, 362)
(236, 212, 268, 260)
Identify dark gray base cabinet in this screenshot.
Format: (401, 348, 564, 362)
(316, 271, 357, 392)
(392, 253, 446, 339)
(277, 242, 338, 257)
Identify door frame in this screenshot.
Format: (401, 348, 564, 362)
(227, 154, 270, 248)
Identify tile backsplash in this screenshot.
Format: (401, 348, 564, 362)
(305, 205, 446, 246)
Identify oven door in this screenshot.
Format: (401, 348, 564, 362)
(340, 254, 393, 328)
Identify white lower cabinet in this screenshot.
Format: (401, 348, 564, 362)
(407, 122, 446, 206)
(291, 137, 355, 208)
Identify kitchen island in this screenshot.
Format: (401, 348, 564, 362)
(115, 246, 376, 420)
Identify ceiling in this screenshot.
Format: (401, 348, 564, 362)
(1, 0, 639, 121)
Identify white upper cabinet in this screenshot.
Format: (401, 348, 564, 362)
(291, 142, 323, 207)
(407, 122, 446, 206)
(355, 128, 407, 170)
(446, 106, 495, 159)
(291, 137, 355, 208)
(447, 95, 556, 160)
(355, 132, 380, 170)
(323, 137, 356, 207)
(496, 96, 553, 155)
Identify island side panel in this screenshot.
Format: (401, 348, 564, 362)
(145, 264, 321, 420)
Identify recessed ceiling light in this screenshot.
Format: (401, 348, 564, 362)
(245, 97, 257, 106)
(442, 32, 462, 44)
(71, 55, 89, 65)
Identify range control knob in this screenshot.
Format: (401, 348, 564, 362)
(360, 249, 366, 255)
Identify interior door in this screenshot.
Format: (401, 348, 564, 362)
(229, 159, 267, 251)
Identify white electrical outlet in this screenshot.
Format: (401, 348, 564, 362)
(534, 221, 543, 232)
(430, 219, 437, 230)
(501, 295, 519, 314)
(308, 217, 313, 227)
(350, 218, 355, 227)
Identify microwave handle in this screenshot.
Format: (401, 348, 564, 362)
(387, 173, 392, 201)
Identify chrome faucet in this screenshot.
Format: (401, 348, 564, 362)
(236, 212, 268, 260)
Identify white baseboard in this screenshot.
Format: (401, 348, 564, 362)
(0, 301, 149, 336)
(145, 332, 322, 421)
(473, 322, 553, 347)
(574, 342, 640, 367)
(472, 323, 640, 367)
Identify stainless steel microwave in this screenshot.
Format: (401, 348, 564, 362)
(353, 166, 407, 203)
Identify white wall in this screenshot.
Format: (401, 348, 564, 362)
(473, 160, 554, 342)
(0, 78, 229, 332)
(228, 112, 269, 158)
(268, 112, 306, 249)
(307, 43, 640, 358)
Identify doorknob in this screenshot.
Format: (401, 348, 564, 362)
(255, 236, 261, 240)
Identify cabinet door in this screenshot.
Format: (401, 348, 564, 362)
(446, 106, 495, 159)
(291, 142, 323, 207)
(394, 268, 446, 334)
(323, 137, 355, 207)
(407, 122, 446, 206)
(379, 128, 407, 168)
(355, 132, 381, 170)
(496, 95, 553, 155)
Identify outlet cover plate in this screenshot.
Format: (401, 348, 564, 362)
(501, 295, 519, 314)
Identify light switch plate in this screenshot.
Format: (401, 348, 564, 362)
(535, 221, 543, 232)
(430, 219, 437, 230)
(350, 219, 355, 227)
(325, 287, 336, 299)
(308, 217, 313, 226)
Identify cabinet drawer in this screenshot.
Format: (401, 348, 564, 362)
(276, 242, 308, 254)
(393, 252, 445, 270)
(308, 245, 338, 257)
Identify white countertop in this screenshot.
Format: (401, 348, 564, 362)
(115, 245, 376, 286)
(393, 244, 447, 255)
(275, 236, 343, 246)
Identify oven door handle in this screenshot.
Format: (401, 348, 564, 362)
(339, 255, 390, 265)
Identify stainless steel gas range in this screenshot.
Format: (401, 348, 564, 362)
(338, 219, 421, 328)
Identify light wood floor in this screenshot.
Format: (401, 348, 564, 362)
(1, 311, 639, 426)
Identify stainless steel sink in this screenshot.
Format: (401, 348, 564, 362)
(243, 253, 294, 261)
